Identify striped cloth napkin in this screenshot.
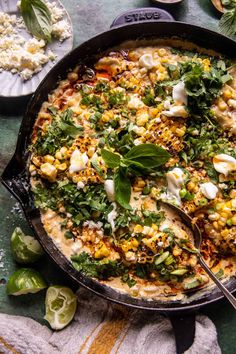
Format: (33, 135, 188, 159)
(0, 288, 221, 354)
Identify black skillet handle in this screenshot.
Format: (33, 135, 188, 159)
(110, 7, 174, 28)
(170, 314, 196, 354)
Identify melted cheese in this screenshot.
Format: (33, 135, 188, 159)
(200, 182, 218, 199)
(69, 149, 88, 173)
(166, 168, 184, 204)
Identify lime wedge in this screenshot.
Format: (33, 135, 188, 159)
(7, 268, 47, 295)
(44, 286, 77, 330)
(11, 227, 44, 264)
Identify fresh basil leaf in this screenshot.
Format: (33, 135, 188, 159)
(114, 169, 132, 210)
(20, 0, 52, 42)
(219, 7, 236, 37)
(124, 144, 171, 168)
(101, 149, 121, 168)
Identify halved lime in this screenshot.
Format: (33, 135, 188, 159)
(11, 227, 44, 264)
(7, 268, 47, 295)
(44, 286, 77, 330)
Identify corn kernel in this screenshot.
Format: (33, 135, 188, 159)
(218, 100, 227, 111)
(176, 127, 186, 137)
(208, 213, 220, 221)
(136, 112, 149, 126)
(40, 163, 57, 182)
(158, 48, 167, 57)
(229, 190, 236, 198)
(231, 215, 236, 226)
(44, 155, 55, 164)
(134, 224, 143, 233)
(213, 221, 219, 230)
(221, 229, 229, 237)
(152, 224, 158, 231)
(55, 151, 62, 160)
(222, 89, 232, 101)
(137, 179, 146, 188)
(94, 243, 110, 259)
(57, 163, 67, 171)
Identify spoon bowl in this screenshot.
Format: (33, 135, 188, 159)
(163, 201, 236, 309)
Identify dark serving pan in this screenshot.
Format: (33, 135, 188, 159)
(2, 7, 236, 353)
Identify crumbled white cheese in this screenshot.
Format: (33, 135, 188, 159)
(213, 154, 236, 176)
(104, 179, 115, 202)
(172, 81, 187, 105)
(107, 203, 118, 231)
(71, 240, 83, 254)
(0, 1, 71, 80)
(200, 182, 218, 200)
(139, 53, 156, 70)
(69, 149, 88, 173)
(162, 105, 188, 118)
(77, 181, 85, 189)
(128, 94, 145, 109)
(83, 220, 103, 229)
(166, 168, 184, 204)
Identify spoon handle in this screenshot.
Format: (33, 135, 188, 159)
(199, 257, 236, 309)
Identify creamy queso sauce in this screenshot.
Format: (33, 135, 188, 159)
(41, 205, 236, 301)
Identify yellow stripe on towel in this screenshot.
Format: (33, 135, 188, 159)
(87, 306, 129, 354)
(0, 336, 20, 354)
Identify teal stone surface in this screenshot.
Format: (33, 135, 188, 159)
(0, 0, 235, 353)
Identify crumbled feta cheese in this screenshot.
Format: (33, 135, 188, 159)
(104, 179, 115, 202)
(69, 149, 88, 173)
(128, 94, 145, 109)
(213, 154, 236, 176)
(107, 203, 118, 231)
(0, 1, 71, 80)
(166, 168, 184, 204)
(139, 53, 156, 70)
(200, 182, 218, 200)
(162, 105, 188, 118)
(77, 181, 85, 189)
(172, 81, 187, 105)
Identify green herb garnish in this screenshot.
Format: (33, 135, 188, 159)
(20, 0, 52, 42)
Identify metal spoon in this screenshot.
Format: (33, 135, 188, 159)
(163, 202, 236, 309)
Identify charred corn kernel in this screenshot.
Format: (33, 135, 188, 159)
(225, 200, 232, 208)
(130, 238, 139, 248)
(215, 203, 223, 211)
(202, 58, 211, 71)
(137, 179, 146, 187)
(157, 73, 165, 81)
(57, 163, 67, 171)
(55, 151, 62, 160)
(72, 175, 79, 183)
(208, 213, 220, 221)
(187, 181, 196, 192)
(149, 72, 157, 83)
(136, 112, 149, 126)
(125, 251, 136, 262)
(87, 146, 95, 157)
(38, 112, 51, 119)
(32, 156, 41, 167)
(232, 215, 236, 225)
(101, 111, 113, 123)
(218, 220, 226, 227)
(158, 48, 167, 57)
(173, 246, 182, 257)
(29, 164, 36, 173)
(221, 229, 229, 237)
(220, 212, 229, 219)
(176, 127, 186, 137)
(135, 127, 146, 136)
(67, 98, 76, 107)
(213, 221, 219, 230)
(152, 224, 158, 231)
(60, 146, 68, 156)
(189, 255, 198, 267)
(218, 100, 227, 111)
(134, 224, 143, 233)
(223, 89, 232, 101)
(40, 163, 57, 182)
(44, 155, 55, 164)
(94, 243, 110, 259)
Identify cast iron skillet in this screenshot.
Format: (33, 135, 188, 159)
(2, 7, 236, 353)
